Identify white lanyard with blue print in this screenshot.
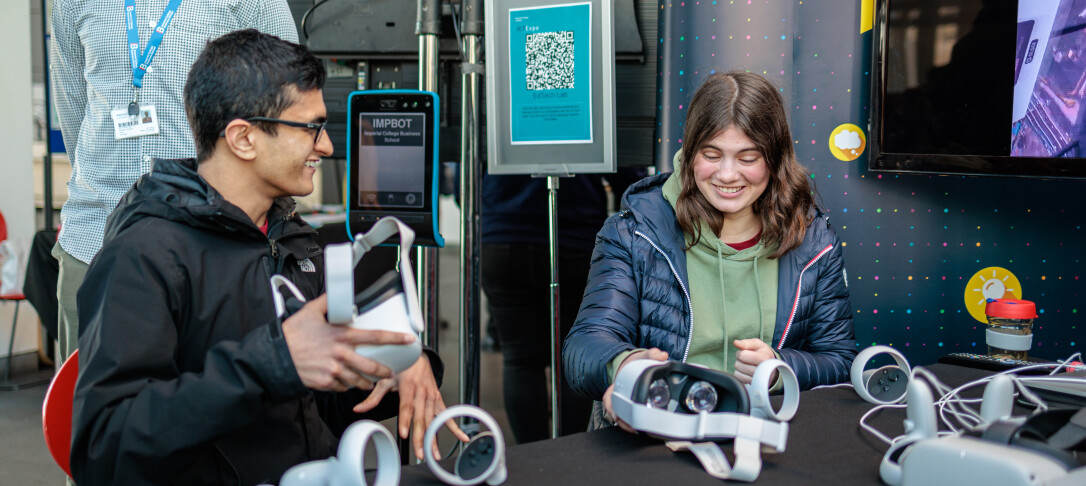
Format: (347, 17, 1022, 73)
(112, 0, 183, 140)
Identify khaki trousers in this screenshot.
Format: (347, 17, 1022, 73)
(51, 242, 87, 366)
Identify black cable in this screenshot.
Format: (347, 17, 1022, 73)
(447, 0, 479, 146)
(300, 0, 336, 40)
(448, 0, 465, 58)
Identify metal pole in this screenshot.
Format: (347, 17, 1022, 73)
(546, 175, 561, 438)
(416, 0, 441, 356)
(406, 0, 442, 464)
(459, 0, 484, 408)
(41, 0, 54, 230)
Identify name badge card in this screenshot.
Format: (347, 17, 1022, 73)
(111, 105, 160, 140)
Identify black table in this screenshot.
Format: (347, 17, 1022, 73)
(391, 364, 992, 485)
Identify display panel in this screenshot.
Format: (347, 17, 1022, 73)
(346, 90, 443, 247)
(355, 112, 426, 209)
(870, 0, 1086, 178)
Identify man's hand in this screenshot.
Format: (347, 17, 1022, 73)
(733, 338, 776, 385)
(602, 348, 668, 434)
(352, 354, 470, 460)
(282, 295, 416, 392)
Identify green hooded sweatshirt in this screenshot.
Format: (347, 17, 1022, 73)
(608, 152, 780, 382)
(661, 170, 779, 373)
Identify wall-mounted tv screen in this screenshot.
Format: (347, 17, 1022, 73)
(870, 0, 1086, 178)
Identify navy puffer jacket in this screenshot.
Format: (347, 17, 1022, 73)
(563, 173, 857, 399)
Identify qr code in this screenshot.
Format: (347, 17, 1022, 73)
(525, 31, 574, 90)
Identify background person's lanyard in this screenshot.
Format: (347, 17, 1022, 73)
(125, 0, 183, 115)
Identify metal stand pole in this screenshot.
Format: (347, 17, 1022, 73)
(41, 0, 54, 231)
(546, 175, 561, 438)
(458, 0, 484, 409)
(407, 0, 442, 463)
(416, 0, 441, 355)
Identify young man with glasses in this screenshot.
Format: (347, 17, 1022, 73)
(71, 30, 465, 485)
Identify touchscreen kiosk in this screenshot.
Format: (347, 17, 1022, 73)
(346, 90, 444, 247)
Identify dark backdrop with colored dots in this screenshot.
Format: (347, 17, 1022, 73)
(652, 0, 1083, 366)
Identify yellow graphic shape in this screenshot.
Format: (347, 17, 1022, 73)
(829, 124, 866, 161)
(861, 0, 874, 34)
(965, 267, 1023, 323)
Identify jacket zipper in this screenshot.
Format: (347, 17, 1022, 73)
(213, 444, 241, 483)
(634, 230, 695, 363)
(777, 243, 835, 349)
(258, 254, 316, 476)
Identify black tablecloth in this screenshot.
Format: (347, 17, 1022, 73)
(390, 364, 993, 485)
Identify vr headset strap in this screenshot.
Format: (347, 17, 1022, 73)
(1047, 408, 1086, 451)
(349, 217, 423, 333)
(666, 417, 765, 482)
(611, 394, 790, 451)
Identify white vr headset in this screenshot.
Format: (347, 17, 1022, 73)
(610, 359, 800, 482)
(271, 217, 423, 380)
(879, 374, 1086, 486)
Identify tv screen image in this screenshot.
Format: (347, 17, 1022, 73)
(870, 0, 1086, 178)
(1011, 0, 1086, 157)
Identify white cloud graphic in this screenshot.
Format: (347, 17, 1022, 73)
(834, 130, 862, 150)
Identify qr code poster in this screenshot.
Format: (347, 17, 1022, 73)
(508, 2, 593, 144)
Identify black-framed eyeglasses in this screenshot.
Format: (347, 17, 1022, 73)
(247, 116, 328, 145)
(220, 116, 328, 145)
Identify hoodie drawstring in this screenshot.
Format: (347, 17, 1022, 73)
(754, 255, 765, 344)
(718, 244, 767, 368)
(717, 243, 728, 367)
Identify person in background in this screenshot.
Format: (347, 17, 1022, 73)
(562, 72, 857, 430)
(482, 168, 644, 442)
(71, 30, 464, 485)
(50, 0, 299, 367)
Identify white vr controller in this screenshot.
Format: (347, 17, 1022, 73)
(852, 345, 912, 405)
(424, 405, 508, 486)
(279, 420, 400, 486)
(278, 405, 510, 486)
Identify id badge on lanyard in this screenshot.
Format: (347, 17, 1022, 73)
(114, 0, 183, 140)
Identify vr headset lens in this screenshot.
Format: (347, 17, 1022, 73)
(685, 381, 719, 413)
(647, 379, 669, 409)
(633, 363, 748, 414)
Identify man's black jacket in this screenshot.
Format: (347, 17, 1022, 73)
(72, 158, 442, 485)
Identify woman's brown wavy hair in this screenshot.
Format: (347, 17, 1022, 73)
(676, 71, 814, 259)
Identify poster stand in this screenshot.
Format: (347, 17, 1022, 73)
(486, 0, 615, 438)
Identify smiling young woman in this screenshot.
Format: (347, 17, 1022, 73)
(563, 72, 858, 432)
(676, 72, 814, 258)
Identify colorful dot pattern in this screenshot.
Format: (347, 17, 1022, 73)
(653, 0, 1083, 365)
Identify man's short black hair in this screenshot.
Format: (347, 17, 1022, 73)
(184, 29, 326, 162)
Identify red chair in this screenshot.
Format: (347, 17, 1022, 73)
(0, 209, 32, 389)
(42, 349, 78, 480)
